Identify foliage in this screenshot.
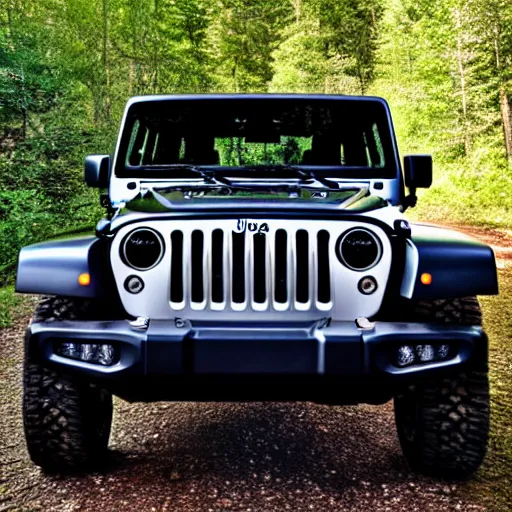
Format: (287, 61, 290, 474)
(270, 0, 383, 95)
(0, 286, 25, 327)
(372, 0, 512, 226)
(0, 0, 512, 285)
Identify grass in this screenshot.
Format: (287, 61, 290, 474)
(0, 286, 32, 328)
(408, 157, 512, 229)
(410, 195, 512, 229)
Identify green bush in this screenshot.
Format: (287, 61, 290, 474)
(411, 151, 512, 227)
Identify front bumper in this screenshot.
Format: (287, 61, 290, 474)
(27, 319, 487, 403)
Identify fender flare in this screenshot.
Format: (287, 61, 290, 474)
(16, 236, 115, 299)
(400, 224, 498, 300)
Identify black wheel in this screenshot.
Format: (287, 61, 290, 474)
(394, 297, 490, 479)
(23, 297, 113, 473)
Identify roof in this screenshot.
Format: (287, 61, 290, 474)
(125, 93, 389, 108)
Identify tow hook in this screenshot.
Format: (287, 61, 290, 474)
(128, 317, 149, 330)
(355, 317, 376, 331)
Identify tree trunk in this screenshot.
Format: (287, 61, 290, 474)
(129, 60, 136, 96)
(358, 66, 366, 95)
(20, 66, 27, 138)
(500, 88, 512, 161)
(102, 0, 111, 123)
(493, 26, 512, 161)
(455, 8, 470, 156)
(6, 1, 14, 40)
(293, 0, 300, 22)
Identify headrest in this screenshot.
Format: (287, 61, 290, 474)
(184, 135, 219, 165)
(302, 134, 342, 165)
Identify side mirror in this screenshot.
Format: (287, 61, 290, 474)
(404, 155, 433, 189)
(84, 155, 110, 188)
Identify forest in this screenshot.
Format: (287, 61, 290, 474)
(1, 0, 512, 284)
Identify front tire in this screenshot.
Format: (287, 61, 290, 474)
(23, 297, 113, 473)
(394, 297, 490, 479)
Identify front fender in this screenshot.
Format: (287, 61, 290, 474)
(16, 236, 113, 299)
(400, 223, 498, 300)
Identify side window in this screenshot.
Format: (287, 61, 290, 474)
(363, 132, 372, 166)
(126, 120, 161, 166)
(366, 123, 385, 168)
(126, 120, 142, 166)
(357, 123, 386, 168)
(141, 129, 158, 165)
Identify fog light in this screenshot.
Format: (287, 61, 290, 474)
(57, 342, 116, 366)
(80, 343, 96, 362)
(435, 344, 450, 360)
(125, 275, 144, 294)
(59, 342, 81, 359)
(397, 345, 415, 367)
(396, 343, 452, 368)
(358, 276, 378, 295)
(98, 344, 115, 365)
(416, 344, 435, 362)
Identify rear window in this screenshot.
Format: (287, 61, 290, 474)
(116, 97, 396, 178)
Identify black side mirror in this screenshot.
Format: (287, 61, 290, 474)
(84, 155, 110, 188)
(402, 155, 432, 210)
(404, 155, 433, 189)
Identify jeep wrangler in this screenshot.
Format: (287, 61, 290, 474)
(17, 94, 498, 477)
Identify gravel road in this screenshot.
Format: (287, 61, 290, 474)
(1, 224, 511, 512)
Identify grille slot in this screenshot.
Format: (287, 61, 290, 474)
(232, 231, 245, 303)
(317, 230, 331, 303)
(274, 229, 288, 303)
(170, 231, 184, 303)
(169, 225, 333, 311)
(191, 230, 204, 303)
(253, 234, 267, 303)
(295, 230, 309, 303)
(211, 229, 224, 303)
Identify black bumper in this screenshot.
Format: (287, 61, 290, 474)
(27, 319, 487, 404)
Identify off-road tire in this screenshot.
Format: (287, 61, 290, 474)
(23, 297, 113, 473)
(394, 296, 490, 479)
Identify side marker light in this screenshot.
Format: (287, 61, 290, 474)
(420, 273, 432, 285)
(78, 273, 91, 286)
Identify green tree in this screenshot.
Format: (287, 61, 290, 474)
(208, 0, 293, 92)
(271, 0, 383, 94)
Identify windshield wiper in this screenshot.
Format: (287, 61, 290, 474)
(294, 168, 340, 190)
(212, 164, 343, 191)
(144, 163, 364, 194)
(138, 163, 369, 211)
(160, 164, 234, 187)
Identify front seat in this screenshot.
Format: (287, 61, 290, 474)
(302, 134, 342, 165)
(183, 135, 219, 165)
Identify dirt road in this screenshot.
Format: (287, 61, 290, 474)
(1, 224, 511, 512)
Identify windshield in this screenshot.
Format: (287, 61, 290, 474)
(115, 97, 397, 179)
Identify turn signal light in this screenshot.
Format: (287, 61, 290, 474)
(78, 273, 91, 286)
(420, 273, 432, 285)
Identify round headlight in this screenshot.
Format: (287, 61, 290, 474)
(337, 228, 382, 271)
(121, 228, 164, 271)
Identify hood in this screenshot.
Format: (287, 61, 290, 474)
(124, 186, 388, 215)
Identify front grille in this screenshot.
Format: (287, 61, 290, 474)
(169, 227, 332, 311)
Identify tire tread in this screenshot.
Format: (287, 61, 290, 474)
(23, 297, 113, 473)
(394, 296, 489, 479)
